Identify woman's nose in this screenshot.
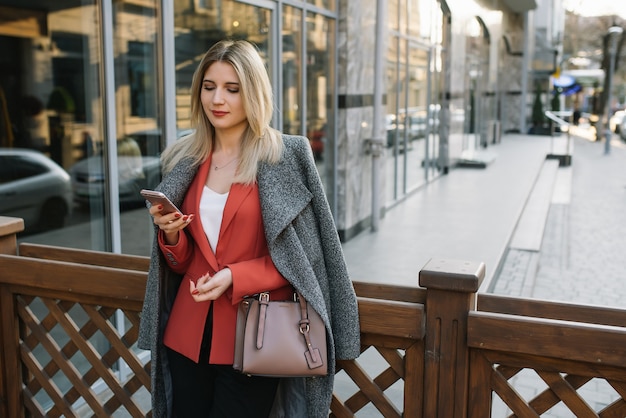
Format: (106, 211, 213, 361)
(212, 89, 225, 104)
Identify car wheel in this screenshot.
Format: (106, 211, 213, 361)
(39, 198, 68, 230)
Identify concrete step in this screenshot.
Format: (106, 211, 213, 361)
(508, 158, 560, 252)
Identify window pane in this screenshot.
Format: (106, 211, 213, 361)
(405, 46, 429, 191)
(112, 1, 163, 255)
(389, 0, 400, 32)
(174, 0, 273, 131)
(306, 12, 335, 196)
(282, 5, 303, 136)
(307, 0, 335, 10)
(0, 2, 105, 245)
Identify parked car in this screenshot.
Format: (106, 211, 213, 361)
(307, 126, 327, 161)
(610, 110, 625, 134)
(620, 116, 626, 141)
(387, 105, 441, 147)
(0, 148, 72, 232)
(69, 129, 193, 207)
(407, 113, 428, 140)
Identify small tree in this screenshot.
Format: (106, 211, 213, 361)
(551, 89, 562, 133)
(532, 83, 545, 129)
(551, 89, 561, 112)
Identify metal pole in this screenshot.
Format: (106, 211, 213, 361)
(161, 0, 177, 148)
(370, 0, 387, 232)
(604, 26, 623, 155)
(520, 11, 531, 135)
(100, 0, 121, 253)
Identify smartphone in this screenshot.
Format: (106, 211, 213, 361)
(140, 189, 181, 214)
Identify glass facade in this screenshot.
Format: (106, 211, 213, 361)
(2, 0, 338, 256)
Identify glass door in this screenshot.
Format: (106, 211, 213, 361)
(385, 40, 432, 204)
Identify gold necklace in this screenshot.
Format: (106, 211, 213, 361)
(213, 156, 239, 171)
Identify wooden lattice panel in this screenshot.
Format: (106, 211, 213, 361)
(16, 294, 151, 418)
(330, 335, 424, 417)
(472, 350, 626, 417)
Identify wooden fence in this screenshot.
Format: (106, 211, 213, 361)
(1, 217, 626, 417)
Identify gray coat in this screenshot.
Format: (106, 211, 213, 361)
(138, 135, 361, 417)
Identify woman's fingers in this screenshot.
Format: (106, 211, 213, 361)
(151, 209, 194, 231)
(189, 272, 228, 301)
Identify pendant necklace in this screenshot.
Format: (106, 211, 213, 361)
(213, 156, 239, 171)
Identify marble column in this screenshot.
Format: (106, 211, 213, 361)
(335, 0, 382, 240)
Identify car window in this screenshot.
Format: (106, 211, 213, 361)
(128, 133, 161, 157)
(0, 155, 49, 184)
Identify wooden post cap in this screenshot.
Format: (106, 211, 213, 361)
(0, 217, 25, 236)
(419, 258, 485, 292)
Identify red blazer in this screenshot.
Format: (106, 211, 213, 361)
(161, 156, 292, 364)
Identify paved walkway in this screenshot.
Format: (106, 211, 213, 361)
(342, 133, 557, 291)
(494, 133, 626, 309)
(341, 128, 626, 417)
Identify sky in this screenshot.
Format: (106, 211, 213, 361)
(563, 0, 626, 18)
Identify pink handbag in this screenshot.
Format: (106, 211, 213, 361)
(233, 291, 328, 377)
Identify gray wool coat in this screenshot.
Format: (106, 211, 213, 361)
(137, 135, 361, 417)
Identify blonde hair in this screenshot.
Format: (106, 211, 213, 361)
(161, 39, 283, 184)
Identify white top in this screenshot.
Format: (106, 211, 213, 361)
(199, 186, 229, 253)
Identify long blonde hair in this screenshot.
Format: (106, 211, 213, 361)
(161, 39, 283, 184)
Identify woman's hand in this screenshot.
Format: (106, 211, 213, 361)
(149, 204, 194, 245)
(190, 268, 233, 302)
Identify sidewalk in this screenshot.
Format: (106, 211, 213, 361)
(341, 132, 564, 292)
(343, 127, 626, 306)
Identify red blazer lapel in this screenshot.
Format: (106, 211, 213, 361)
(181, 157, 219, 272)
(219, 183, 253, 238)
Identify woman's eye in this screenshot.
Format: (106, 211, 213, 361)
(228, 89, 239, 94)
(203, 86, 215, 91)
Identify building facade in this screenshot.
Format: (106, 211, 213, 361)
(0, 0, 557, 257)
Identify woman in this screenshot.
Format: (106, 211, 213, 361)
(137, 39, 360, 417)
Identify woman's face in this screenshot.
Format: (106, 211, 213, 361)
(201, 61, 248, 138)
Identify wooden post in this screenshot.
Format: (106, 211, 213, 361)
(0, 216, 23, 418)
(419, 258, 485, 418)
(0, 216, 24, 255)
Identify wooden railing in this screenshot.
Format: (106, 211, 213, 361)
(1, 217, 626, 417)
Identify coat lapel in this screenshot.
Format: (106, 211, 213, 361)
(257, 158, 313, 245)
(155, 157, 198, 209)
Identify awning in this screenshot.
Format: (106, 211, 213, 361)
(475, 0, 537, 13)
(502, 0, 537, 13)
(553, 75, 576, 88)
(562, 69, 605, 87)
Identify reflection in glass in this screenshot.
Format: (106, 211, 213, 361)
(405, 47, 429, 190)
(174, 0, 272, 131)
(0, 2, 105, 250)
(306, 12, 335, 198)
(389, 0, 400, 32)
(0, 149, 72, 232)
(385, 0, 442, 205)
(308, 0, 334, 10)
(282, 5, 303, 136)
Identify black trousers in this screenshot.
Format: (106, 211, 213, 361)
(166, 307, 280, 418)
